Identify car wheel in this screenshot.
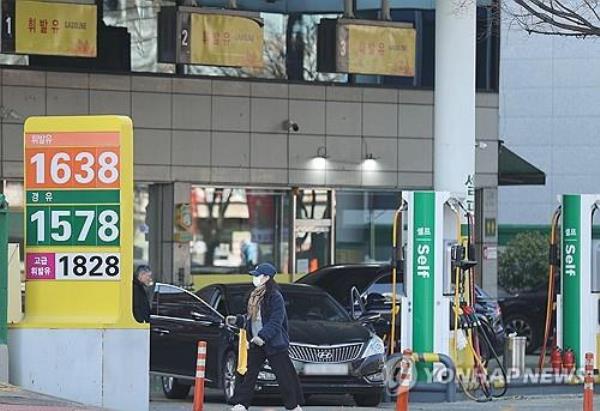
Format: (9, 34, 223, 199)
(222, 351, 237, 404)
(504, 314, 538, 354)
(353, 391, 382, 407)
(161, 376, 191, 399)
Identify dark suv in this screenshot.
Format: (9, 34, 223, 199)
(297, 264, 505, 358)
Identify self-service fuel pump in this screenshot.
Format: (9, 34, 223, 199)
(549, 194, 600, 370)
(394, 192, 472, 373)
(392, 191, 506, 401)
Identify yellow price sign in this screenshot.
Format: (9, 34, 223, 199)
(339, 22, 416, 77)
(15, 0, 97, 57)
(19, 116, 138, 329)
(190, 13, 263, 68)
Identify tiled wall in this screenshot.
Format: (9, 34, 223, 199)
(0, 68, 499, 189)
(499, 11, 600, 225)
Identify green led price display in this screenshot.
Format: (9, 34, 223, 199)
(27, 205, 119, 246)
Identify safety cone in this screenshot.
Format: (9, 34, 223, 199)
(193, 341, 207, 411)
(583, 352, 594, 411)
(396, 349, 412, 411)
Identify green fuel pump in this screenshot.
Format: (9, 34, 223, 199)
(392, 191, 506, 402)
(395, 191, 468, 377)
(553, 194, 600, 370)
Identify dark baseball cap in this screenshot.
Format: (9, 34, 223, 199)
(249, 262, 277, 277)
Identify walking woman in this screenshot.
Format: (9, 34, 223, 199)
(226, 262, 303, 411)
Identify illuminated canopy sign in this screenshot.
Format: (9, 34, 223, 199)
(318, 19, 416, 77)
(1, 0, 97, 58)
(158, 7, 263, 68)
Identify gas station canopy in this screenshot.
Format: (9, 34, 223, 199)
(192, 0, 492, 13)
(498, 143, 546, 186)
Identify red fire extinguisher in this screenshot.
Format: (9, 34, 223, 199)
(563, 348, 576, 373)
(550, 347, 563, 373)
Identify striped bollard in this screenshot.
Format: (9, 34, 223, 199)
(396, 349, 412, 411)
(583, 352, 594, 411)
(193, 341, 207, 411)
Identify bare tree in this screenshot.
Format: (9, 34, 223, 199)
(504, 0, 600, 37)
(193, 188, 234, 266)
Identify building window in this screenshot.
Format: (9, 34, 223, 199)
(3, 181, 24, 265)
(190, 187, 290, 275)
(134, 184, 150, 266)
(335, 190, 402, 264)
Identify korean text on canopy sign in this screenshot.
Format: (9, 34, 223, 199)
(190, 13, 263, 68)
(14, 0, 97, 57)
(339, 23, 416, 77)
(25, 128, 123, 282)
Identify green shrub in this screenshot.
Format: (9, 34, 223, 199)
(498, 231, 549, 293)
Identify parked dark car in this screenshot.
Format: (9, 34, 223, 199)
(498, 282, 553, 354)
(150, 282, 385, 406)
(297, 264, 506, 359)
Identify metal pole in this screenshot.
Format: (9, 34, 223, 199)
(0, 194, 8, 346)
(381, 0, 391, 20)
(0, 194, 9, 383)
(343, 0, 355, 18)
(434, 0, 476, 197)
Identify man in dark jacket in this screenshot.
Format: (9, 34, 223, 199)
(226, 263, 303, 411)
(133, 265, 152, 323)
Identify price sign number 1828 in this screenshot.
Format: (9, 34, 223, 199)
(57, 253, 121, 280)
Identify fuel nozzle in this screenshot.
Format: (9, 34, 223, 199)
(451, 244, 477, 272)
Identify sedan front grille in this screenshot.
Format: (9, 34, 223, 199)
(289, 343, 364, 363)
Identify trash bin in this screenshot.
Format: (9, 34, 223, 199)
(504, 333, 527, 375)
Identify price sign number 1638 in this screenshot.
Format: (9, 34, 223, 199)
(28, 150, 120, 188)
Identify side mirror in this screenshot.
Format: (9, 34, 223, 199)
(191, 311, 220, 325)
(359, 312, 382, 324)
(366, 293, 386, 308)
(350, 286, 366, 320)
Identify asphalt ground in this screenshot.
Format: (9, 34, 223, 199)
(149, 391, 598, 410)
(1, 380, 597, 410)
(0, 382, 101, 411)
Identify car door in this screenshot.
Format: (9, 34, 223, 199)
(363, 274, 404, 337)
(150, 283, 186, 375)
(179, 295, 224, 383)
(151, 284, 223, 378)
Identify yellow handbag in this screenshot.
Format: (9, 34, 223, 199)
(237, 328, 248, 375)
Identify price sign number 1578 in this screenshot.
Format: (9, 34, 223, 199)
(28, 207, 120, 246)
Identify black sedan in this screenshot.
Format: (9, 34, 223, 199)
(297, 264, 506, 359)
(150, 282, 385, 406)
(498, 281, 553, 354)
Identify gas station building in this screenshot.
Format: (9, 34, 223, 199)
(0, 0, 525, 297)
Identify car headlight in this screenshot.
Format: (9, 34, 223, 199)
(258, 370, 276, 381)
(362, 335, 385, 358)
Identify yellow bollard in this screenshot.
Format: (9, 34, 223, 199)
(237, 328, 248, 375)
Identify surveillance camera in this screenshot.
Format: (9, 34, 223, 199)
(284, 120, 300, 132)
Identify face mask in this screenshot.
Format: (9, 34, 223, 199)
(253, 275, 266, 287)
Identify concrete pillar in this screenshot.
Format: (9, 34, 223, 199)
(476, 187, 498, 297)
(434, 0, 476, 200)
(148, 183, 192, 287)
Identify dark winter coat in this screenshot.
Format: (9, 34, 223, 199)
(237, 281, 290, 356)
(133, 278, 151, 323)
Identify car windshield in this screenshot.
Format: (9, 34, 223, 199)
(228, 288, 351, 322)
(298, 267, 386, 305)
